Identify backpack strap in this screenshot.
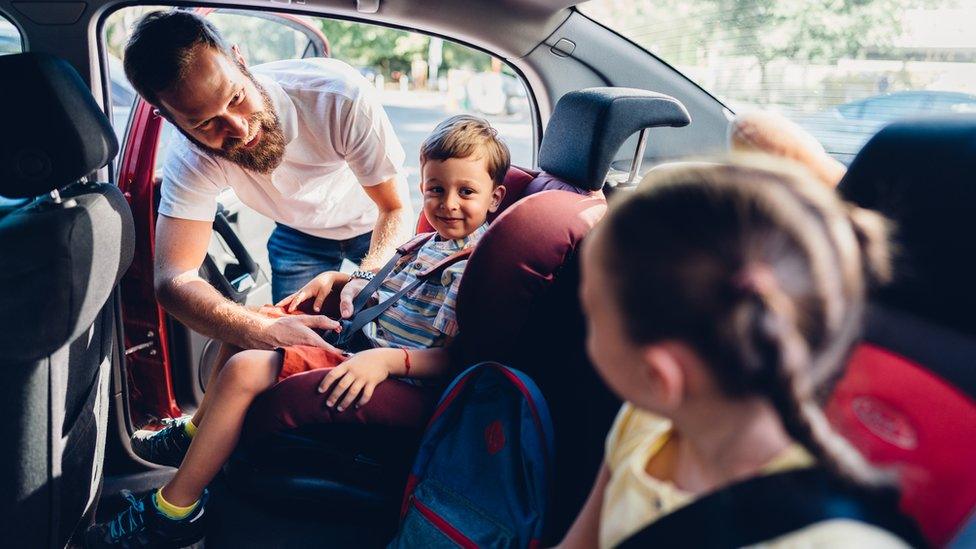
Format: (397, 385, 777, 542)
(616, 467, 925, 548)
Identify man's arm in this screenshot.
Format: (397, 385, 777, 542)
(359, 178, 411, 271)
(337, 178, 412, 317)
(154, 214, 340, 350)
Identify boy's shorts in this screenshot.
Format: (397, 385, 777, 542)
(253, 305, 349, 382)
(277, 344, 348, 382)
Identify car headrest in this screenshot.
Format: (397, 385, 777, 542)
(454, 190, 607, 358)
(838, 117, 976, 337)
(538, 87, 690, 191)
(0, 53, 118, 199)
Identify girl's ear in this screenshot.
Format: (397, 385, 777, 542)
(636, 342, 691, 412)
(488, 185, 507, 213)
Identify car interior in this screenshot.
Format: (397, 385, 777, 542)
(0, 0, 974, 548)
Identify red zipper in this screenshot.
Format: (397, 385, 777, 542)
(411, 498, 478, 549)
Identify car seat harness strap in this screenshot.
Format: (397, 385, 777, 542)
(324, 232, 472, 348)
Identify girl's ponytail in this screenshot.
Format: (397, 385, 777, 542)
(846, 205, 893, 287)
(738, 269, 889, 487)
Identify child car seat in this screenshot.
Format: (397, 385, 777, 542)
(0, 53, 134, 548)
(828, 118, 976, 547)
(220, 88, 690, 545)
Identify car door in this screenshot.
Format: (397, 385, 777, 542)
(115, 8, 329, 432)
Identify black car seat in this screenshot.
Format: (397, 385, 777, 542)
(0, 53, 135, 548)
(827, 118, 976, 547)
(216, 88, 690, 546)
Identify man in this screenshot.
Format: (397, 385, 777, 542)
(123, 10, 413, 352)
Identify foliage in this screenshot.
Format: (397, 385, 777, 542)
(581, 0, 929, 67)
(317, 19, 492, 77)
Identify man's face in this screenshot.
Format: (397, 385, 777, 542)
(156, 45, 285, 173)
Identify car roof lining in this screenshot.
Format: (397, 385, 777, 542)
(87, 0, 580, 61)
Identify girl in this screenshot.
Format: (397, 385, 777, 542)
(560, 157, 918, 547)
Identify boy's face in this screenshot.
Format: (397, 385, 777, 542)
(421, 156, 506, 240)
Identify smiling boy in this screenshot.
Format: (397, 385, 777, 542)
(86, 115, 509, 549)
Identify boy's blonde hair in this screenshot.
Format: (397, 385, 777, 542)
(420, 115, 511, 187)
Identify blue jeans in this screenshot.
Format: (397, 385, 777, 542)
(267, 224, 372, 303)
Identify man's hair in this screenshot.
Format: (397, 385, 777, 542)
(420, 115, 511, 187)
(123, 10, 232, 106)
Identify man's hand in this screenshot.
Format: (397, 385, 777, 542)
(276, 271, 350, 313)
(262, 314, 344, 350)
(318, 350, 392, 411)
(339, 277, 370, 318)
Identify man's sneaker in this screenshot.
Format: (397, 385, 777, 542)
(85, 489, 208, 549)
(131, 417, 193, 467)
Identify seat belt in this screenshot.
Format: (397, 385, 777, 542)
(324, 233, 473, 348)
(615, 467, 926, 548)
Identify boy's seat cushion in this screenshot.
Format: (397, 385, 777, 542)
(453, 190, 607, 361)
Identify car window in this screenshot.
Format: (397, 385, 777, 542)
(207, 12, 321, 64)
(105, 7, 535, 217)
(104, 6, 535, 275)
(0, 14, 22, 56)
(0, 15, 24, 204)
(579, 0, 976, 161)
(315, 17, 534, 214)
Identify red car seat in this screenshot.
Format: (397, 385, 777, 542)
(828, 118, 976, 547)
(220, 88, 690, 544)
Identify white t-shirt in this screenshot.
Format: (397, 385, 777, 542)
(158, 58, 410, 240)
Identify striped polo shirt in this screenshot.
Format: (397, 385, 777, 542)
(361, 223, 488, 350)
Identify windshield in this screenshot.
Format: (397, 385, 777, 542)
(579, 0, 976, 160)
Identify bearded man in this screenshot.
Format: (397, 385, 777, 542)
(123, 10, 413, 351)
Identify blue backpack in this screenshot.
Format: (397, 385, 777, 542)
(390, 363, 555, 548)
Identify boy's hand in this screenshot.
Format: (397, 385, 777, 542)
(276, 271, 350, 313)
(339, 277, 370, 318)
(318, 352, 390, 411)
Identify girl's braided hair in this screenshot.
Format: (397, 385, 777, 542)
(598, 155, 892, 486)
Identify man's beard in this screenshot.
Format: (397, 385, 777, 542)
(177, 68, 286, 174)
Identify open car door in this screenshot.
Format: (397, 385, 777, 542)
(115, 7, 329, 432)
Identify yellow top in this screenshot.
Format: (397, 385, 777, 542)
(599, 403, 910, 548)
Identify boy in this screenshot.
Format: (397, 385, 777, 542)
(86, 115, 509, 549)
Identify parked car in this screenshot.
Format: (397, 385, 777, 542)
(797, 90, 976, 162)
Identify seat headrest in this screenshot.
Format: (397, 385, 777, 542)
(838, 117, 976, 337)
(538, 87, 690, 191)
(0, 53, 118, 199)
(454, 190, 607, 357)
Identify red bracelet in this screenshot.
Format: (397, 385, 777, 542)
(402, 348, 411, 377)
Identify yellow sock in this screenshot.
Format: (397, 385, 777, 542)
(183, 418, 197, 438)
(154, 488, 198, 520)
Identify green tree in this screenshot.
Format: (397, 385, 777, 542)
(718, 0, 913, 100)
(318, 19, 494, 78)
(582, 0, 930, 103)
